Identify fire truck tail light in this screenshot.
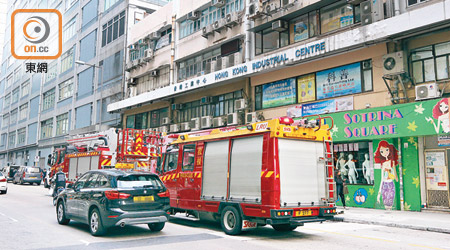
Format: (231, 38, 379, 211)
(105, 190, 131, 200)
(157, 190, 170, 198)
(279, 117, 294, 125)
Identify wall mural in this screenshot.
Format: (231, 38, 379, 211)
(374, 140, 399, 210)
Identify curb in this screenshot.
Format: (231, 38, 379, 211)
(332, 217, 450, 234)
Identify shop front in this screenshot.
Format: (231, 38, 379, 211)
(325, 98, 450, 211)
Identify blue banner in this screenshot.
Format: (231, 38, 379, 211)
(262, 78, 296, 109)
(316, 62, 362, 100)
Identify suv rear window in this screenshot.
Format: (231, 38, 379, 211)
(117, 175, 164, 189)
(26, 167, 41, 173)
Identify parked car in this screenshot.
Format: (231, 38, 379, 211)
(13, 166, 42, 185)
(0, 172, 7, 194)
(55, 170, 170, 236)
(2, 165, 21, 182)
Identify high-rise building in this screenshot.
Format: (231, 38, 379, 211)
(0, 0, 170, 167)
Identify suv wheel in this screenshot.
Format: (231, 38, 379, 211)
(56, 201, 70, 225)
(220, 206, 243, 235)
(148, 222, 165, 232)
(89, 208, 106, 236)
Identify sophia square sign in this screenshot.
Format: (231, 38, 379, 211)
(327, 98, 450, 142)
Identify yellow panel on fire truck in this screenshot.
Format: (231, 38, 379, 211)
(171, 117, 331, 144)
(66, 151, 101, 158)
(115, 163, 135, 169)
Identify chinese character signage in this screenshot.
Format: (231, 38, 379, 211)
(297, 74, 315, 103)
(302, 96, 353, 116)
(316, 62, 362, 100)
(262, 78, 296, 109)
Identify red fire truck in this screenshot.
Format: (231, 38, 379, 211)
(159, 116, 337, 235)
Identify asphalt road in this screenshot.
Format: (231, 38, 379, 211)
(1, 184, 450, 250)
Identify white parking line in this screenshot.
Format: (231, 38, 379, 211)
(0, 211, 18, 222)
(79, 240, 90, 246)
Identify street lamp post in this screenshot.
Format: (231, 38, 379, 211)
(75, 60, 104, 131)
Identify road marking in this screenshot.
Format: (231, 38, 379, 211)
(79, 240, 90, 246)
(408, 244, 446, 250)
(0, 211, 18, 222)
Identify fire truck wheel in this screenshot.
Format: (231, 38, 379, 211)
(148, 222, 165, 232)
(56, 201, 70, 225)
(89, 208, 106, 236)
(220, 206, 243, 235)
(271, 224, 297, 231)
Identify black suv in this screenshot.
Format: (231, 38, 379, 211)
(55, 170, 170, 236)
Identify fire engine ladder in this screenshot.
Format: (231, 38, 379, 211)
(324, 140, 335, 204)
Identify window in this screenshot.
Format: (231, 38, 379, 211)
(104, 0, 121, 11)
(56, 113, 69, 135)
(42, 88, 55, 111)
(102, 11, 125, 47)
(2, 114, 9, 128)
(407, 0, 427, 6)
(334, 141, 373, 185)
(96, 174, 110, 188)
(65, 0, 77, 10)
(12, 88, 19, 103)
(154, 28, 172, 50)
(213, 90, 242, 117)
(61, 47, 75, 74)
(320, 2, 354, 34)
(6, 74, 12, 88)
(58, 79, 73, 101)
(149, 108, 169, 128)
(21, 81, 30, 97)
(178, 48, 221, 81)
(255, 27, 289, 55)
(17, 128, 26, 144)
(10, 109, 17, 124)
(63, 16, 77, 43)
(14, 67, 21, 83)
(4, 94, 10, 107)
(19, 104, 28, 120)
(82, 0, 98, 28)
(46, 61, 57, 82)
(182, 144, 196, 171)
(8, 132, 15, 148)
(40, 118, 53, 139)
(164, 151, 179, 172)
(290, 11, 318, 44)
(79, 30, 97, 62)
(411, 41, 450, 84)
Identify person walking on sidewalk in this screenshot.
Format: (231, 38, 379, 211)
(335, 169, 347, 209)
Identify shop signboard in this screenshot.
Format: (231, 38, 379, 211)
(425, 151, 448, 191)
(302, 96, 353, 116)
(438, 135, 450, 146)
(322, 98, 450, 142)
(297, 74, 316, 103)
(316, 62, 362, 100)
(262, 78, 296, 109)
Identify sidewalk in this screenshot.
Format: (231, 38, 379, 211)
(332, 207, 450, 234)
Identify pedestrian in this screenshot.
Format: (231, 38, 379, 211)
(335, 169, 347, 209)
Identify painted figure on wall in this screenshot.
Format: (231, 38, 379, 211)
(374, 141, 398, 210)
(362, 153, 373, 184)
(431, 98, 450, 133)
(344, 154, 358, 184)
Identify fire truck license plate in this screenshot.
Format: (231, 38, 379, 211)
(133, 196, 154, 203)
(295, 210, 312, 217)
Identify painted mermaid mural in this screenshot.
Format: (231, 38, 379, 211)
(429, 98, 450, 133)
(374, 141, 398, 210)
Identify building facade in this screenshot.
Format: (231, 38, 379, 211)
(0, 0, 169, 168)
(110, 0, 450, 211)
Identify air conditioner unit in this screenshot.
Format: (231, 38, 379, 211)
(213, 116, 226, 127)
(265, 1, 279, 14)
(362, 60, 372, 70)
(221, 56, 230, 69)
(213, 19, 226, 32)
(272, 20, 288, 32)
(234, 99, 247, 110)
(246, 112, 257, 124)
(129, 86, 137, 97)
(180, 122, 191, 131)
(281, 0, 296, 8)
(187, 11, 200, 20)
(200, 96, 211, 105)
(171, 103, 183, 110)
(360, 0, 373, 26)
(211, 0, 225, 8)
(382, 52, 406, 75)
(227, 112, 243, 125)
(225, 12, 239, 27)
(234, 52, 242, 65)
(143, 49, 153, 62)
(162, 117, 170, 125)
(248, 1, 263, 20)
(159, 125, 169, 133)
(201, 116, 213, 128)
(149, 31, 161, 40)
(170, 124, 180, 132)
(202, 24, 214, 38)
(415, 83, 440, 101)
(132, 59, 139, 67)
(190, 117, 200, 131)
(211, 60, 221, 72)
(150, 70, 159, 77)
